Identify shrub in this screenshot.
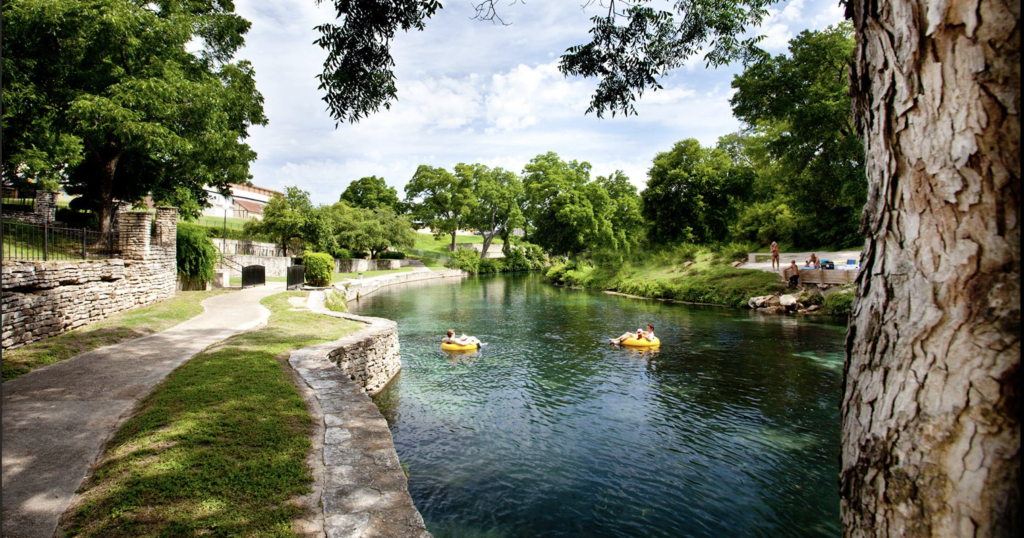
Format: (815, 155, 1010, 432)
(478, 258, 505, 274)
(446, 247, 480, 273)
(304, 252, 335, 287)
(333, 247, 352, 259)
(350, 251, 368, 259)
(545, 263, 568, 283)
(177, 223, 217, 290)
(503, 248, 532, 272)
(822, 290, 854, 315)
(379, 251, 406, 260)
(523, 244, 546, 269)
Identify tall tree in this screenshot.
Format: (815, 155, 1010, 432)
(341, 206, 417, 259)
(840, 1, 1019, 535)
(404, 164, 475, 251)
(522, 152, 613, 257)
(596, 170, 644, 254)
(730, 24, 866, 248)
(339, 175, 403, 213)
(244, 187, 311, 253)
(642, 139, 736, 244)
(458, 163, 525, 259)
(2, 0, 267, 232)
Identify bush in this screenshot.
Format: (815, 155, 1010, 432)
(303, 252, 335, 287)
(446, 247, 480, 273)
(333, 247, 352, 259)
(478, 258, 505, 274)
(822, 290, 854, 315)
(503, 248, 532, 272)
(350, 251, 368, 259)
(177, 223, 217, 290)
(379, 251, 406, 260)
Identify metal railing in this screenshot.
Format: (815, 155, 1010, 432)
(2, 219, 119, 262)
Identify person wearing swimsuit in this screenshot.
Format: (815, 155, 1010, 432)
(610, 324, 655, 345)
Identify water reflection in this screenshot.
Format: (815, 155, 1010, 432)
(363, 274, 844, 537)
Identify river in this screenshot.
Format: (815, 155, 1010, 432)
(356, 274, 846, 537)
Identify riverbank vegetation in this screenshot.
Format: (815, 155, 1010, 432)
(546, 245, 786, 307)
(1, 290, 227, 382)
(60, 292, 361, 537)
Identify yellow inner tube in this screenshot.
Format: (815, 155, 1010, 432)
(441, 342, 480, 351)
(621, 336, 660, 347)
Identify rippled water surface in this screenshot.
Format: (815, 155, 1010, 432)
(359, 275, 845, 538)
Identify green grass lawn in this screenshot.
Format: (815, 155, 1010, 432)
(191, 215, 254, 230)
(61, 292, 362, 538)
(227, 267, 415, 286)
(2, 290, 229, 382)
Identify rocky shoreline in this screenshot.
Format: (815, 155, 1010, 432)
(747, 284, 853, 315)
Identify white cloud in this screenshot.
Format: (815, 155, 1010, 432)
(232, 0, 844, 205)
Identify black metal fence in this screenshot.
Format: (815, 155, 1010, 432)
(241, 265, 266, 288)
(1, 197, 35, 213)
(2, 219, 118, 261)
(286, 265, 305, 290)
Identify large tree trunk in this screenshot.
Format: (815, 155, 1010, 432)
(842, 1, 1019, 537)
(90, 143, 123, 235)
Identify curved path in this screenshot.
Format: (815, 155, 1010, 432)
(1, 284, 285, 538)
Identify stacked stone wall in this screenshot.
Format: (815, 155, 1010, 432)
(219, 254, 292, 277)
(1, 208, 178, 350)
(3, 191, 58, 225)
(334, 259, 400, 273)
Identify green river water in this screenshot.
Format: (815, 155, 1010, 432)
(359, 274, 846, 538)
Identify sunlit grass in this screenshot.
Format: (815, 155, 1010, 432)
(2, 290, 229, 382)
(61, 292, 362, 538)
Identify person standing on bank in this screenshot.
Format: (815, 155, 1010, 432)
(770, 241, 780, 271)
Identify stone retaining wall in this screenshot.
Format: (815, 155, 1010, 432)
(338, 269, 465, 302)
(1, 208, 178, 350)
(219, 254, 292, 277)
(335, 258, 400, 273)
(291, 291, 430, 537)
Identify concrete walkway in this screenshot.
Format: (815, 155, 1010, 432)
(742, 250, 863, 274)
(1, 284, 286, 538)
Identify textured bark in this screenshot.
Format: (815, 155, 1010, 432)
(842, 0, 1020, 536)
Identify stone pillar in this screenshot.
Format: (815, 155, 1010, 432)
(118, 212, 151, 260)
(33, 191, 57, 223)
(153, 207, 178, 248)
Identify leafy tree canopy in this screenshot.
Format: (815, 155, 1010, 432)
(404, 164, 476, 251)
(522, 152, 614, 257)
(596, 170, 645, 255)
(642, 138, 738, 244)
(244, 187, 312, 252)
(2, 0, 267, 231)
(458, 163, 525, 258)
(729, 23, 865, 248)
(339, 175, 403, 213)
(316, 0, 778, 123)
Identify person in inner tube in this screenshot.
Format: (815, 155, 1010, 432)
(610, 324, 655, 345)
(442, 329, 482, 347)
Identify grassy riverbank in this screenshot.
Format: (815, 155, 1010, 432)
(546, 246, 787, 308)
(61, 292, 362, 537)
(2, 290, 228, 382)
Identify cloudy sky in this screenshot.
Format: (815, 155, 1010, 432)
(232, 0, 845, 206)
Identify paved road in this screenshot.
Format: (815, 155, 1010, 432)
(1, 284, 285, 538)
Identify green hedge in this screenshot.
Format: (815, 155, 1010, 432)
(177, 223, 217, 290)
(379, 251, 406, 260)
(303, 252, 334, 287)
